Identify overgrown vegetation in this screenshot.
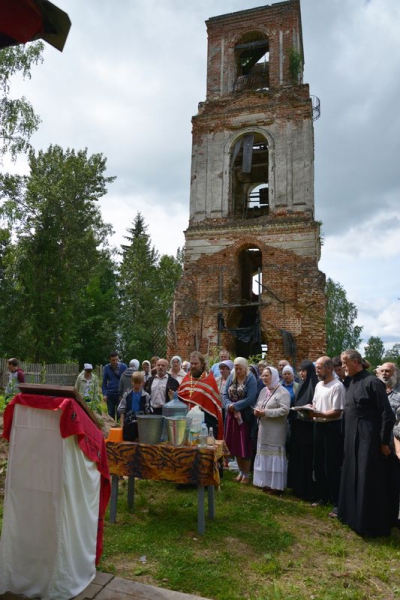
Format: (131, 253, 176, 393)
(288, 48, 302, 83)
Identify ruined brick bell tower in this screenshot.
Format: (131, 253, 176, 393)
(168, 0, 326, 365)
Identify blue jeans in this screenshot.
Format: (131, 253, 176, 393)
(107, 393, 120, 421)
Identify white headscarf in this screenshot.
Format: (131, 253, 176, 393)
(265, 366, 280, 389)
(129, 359, 140, 370)
(234, 357, 248, 368)
(170, 355, 182, 367)
(233, 357, 249, 381)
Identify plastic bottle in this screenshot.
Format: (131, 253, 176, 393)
(187, 405, 204, 445)
(199, 423, 208, 448)
(207, 426, 215, 448)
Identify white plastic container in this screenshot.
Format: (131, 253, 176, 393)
(187, 405, 204, 445)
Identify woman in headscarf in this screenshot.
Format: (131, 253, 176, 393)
(141, 360, 151, 383)
(253, 367, 290, 495)
(118, 359, 140, 399)
(287, 360, 318, 501)
(168, 355, 186, 384)
(222, 357, 257, 484)
(249, 364, 265, 395)
(216, 359, 234, 396)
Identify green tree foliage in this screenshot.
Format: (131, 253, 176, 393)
(118, 213, 182, 361)
(383, 343, 400, 368)
(364, 336, 385, 369)
(0, 43, 44, 160)
(73, 251, 119, 367)
(0, 145, 117, 363)
(325, 278, 363, 357)
(118, 213, 159, 361)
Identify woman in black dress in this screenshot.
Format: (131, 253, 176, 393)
(287, 360, 318, 501)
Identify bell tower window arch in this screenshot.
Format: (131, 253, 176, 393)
(230, 131, 269, 219)
(233, 31, 270, 93)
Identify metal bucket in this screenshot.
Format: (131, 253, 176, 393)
(166, 417, 188, 446)
(137, 415, 164, 444)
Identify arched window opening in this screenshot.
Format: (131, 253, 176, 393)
(238, 247, 262, 302)
(233, 32, 269, 93)
(230, 133, 269, 219)
(223, 246, 263, 358)
(248, 183, 269, 214)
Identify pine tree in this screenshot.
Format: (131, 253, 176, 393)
(118, 213, 159, 361)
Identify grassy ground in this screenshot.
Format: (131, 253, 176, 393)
(1, 412, 400, 600)
(98, 473, 400, 600)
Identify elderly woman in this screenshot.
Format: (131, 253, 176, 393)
(222, 357, 257, 484)
(216, 359, 233, 396)
(169, 355, 186, 384)
(253, 367, 290, 495)
(258, 360, 267, 376)
(250, 364, 265, 395)
(281, 365, 299, 407)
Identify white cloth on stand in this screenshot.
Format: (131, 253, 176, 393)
(0, 404, 100, 600)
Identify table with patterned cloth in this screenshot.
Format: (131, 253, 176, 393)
(106, 440, 228, 534)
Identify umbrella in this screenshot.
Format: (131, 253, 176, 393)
(0, 0, 71, 52)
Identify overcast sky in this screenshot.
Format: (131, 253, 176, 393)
(6, 0, 400, 352)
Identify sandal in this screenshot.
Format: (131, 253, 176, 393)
(240, 476, 250, 484)
(329, 507, 338, 518)
(311, 500, 327, 507)
(234, 474, 243, 482)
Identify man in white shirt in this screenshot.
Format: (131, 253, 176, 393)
(311, 356, 345, 515)
(145, 358, 179, 414)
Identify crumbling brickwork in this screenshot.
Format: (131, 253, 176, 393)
(168, 0, 326, 366)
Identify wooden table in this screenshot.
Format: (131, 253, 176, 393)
(106, 440, 227, 534)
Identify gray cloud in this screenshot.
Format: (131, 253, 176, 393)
(6, 0, 400, 347)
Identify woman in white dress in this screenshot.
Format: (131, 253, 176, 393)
(253, 367, 290, 495)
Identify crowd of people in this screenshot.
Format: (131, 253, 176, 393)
(93, 347, 400, 537)
(6, 349, 400, 538)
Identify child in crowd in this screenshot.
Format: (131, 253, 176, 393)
(118, 371, 151, 426)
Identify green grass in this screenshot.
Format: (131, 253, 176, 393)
(96, 474, 400, 600)
(1, 423, 400, 600)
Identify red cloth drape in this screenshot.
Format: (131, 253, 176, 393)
(3, 393, 110, 565)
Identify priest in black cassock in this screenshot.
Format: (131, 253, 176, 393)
(338, 349, 397, 537)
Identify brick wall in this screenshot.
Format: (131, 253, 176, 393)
(167, 1, 326, 368)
